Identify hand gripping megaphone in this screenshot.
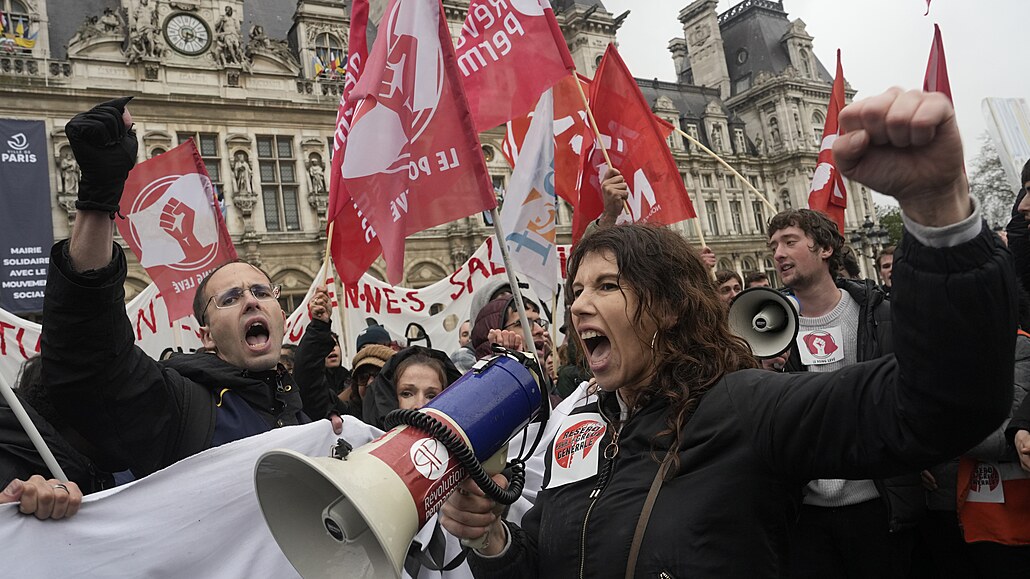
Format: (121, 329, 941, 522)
(254, 351, 543, 579)
(727, 287, 800, 359)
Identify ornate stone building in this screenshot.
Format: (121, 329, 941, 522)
(0, 0, 881, 311)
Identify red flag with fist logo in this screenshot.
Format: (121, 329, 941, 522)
(342, 0, 497, 284)
(116, 139, 238, 323)
(807, 49, 848, 235)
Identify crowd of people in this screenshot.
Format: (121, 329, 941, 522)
(2, 88, 1030, 578)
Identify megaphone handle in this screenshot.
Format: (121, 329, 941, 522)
(460, 444, 509, 551)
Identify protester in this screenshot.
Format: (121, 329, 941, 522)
(714, 269, 743, 305)
(2, 357, 118, 493)
(1006, 158, 1030, 295)
(876, 245, 895, 296)
(38, 97, 339, 479)
(838, 244, 863, 279)
(768, 208, 920, 578)
(278, 343, 297, 374)
(458, 320, 472, 349)
(356, 323, 394, 351)
(348, 344, 395, 422)
(744, 271, 771, 288)
(439, 89, 1014, 577)
(0, 475, 82, 520)
(293, 285, 352, 420)
(362, 346, 461, 431)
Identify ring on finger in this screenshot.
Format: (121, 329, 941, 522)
(52, 483, 69, 493)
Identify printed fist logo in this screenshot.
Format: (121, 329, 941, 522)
(410, 437, 450, 481)
(970, 463, 1001, 493)
(126, 173, 220, 270)
(7, 133, 28, 150)
(342, 0, 443, 180)
(554, 420, 605, 469)
(159, 198, 214, 264)
(802, 331, 838, 360)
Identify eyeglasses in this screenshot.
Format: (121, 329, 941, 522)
(203, 283, 281, 322)
(504, 318, 549, 331)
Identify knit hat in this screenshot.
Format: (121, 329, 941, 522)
(355, 324, 392, 350)
(351, 344, 395, 372)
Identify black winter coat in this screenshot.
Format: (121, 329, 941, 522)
(293, 318, 352, 420)
(362, 346, 462, 430)
(40, 243, 309, 478)
(469, 223, 1015, 578)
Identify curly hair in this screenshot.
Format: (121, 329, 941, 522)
(766, 209, 844, 276)
(565, 224, 757, 469)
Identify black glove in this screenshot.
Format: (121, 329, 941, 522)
(65, 96, 138, 215)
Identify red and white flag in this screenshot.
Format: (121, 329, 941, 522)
(924, 0, 932, 16)
(498, 89, 560, 298)
(117, 140, 238, 322)
(502, 73, 593, 209)
(326, 0, 381, 284)
(807, 49, 848, 235)
(342, 0, 497, 284)
(457, 0, 575, 132)
(923, 24, 952, 102)
(572, 44, 695, 244)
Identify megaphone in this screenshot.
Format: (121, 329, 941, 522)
(727, 287, 799, 359)
(254, 352, 542, 579)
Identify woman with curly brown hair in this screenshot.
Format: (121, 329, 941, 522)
(439, 90, 1015, 577)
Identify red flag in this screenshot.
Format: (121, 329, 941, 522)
(117, 140, 238, 322)
(924, 0, 932, 15)
(923, 24, 952, 102)
(327, 0, 381, 284)
(571, 44, 695, 244)
(807, 49, 848, 234)
(502, 74, 593, 208)
(342, 0, 497, 284)
(457, 0, 576, 132)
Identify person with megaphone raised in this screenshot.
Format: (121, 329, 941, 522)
(439, 88, 1016, 578)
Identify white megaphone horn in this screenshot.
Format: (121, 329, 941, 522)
(727, 287, 800, 359)
(254, 351, 543, 579)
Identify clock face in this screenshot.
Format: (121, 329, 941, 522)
(164, 13, 211, 56)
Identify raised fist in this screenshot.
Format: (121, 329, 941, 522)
(65, 96, 138, 215)
(160, 198, 211, 262)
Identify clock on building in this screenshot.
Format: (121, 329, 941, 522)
(164, 13, 211, 56)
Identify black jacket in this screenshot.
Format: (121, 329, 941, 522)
(469, 223, 1015, 578)
(362, 346, 462, 430)
(782, 276, 922, 531)
(40, 242, 309, 478)
(0, 392, 114, 493)
(293, 318, 352, 420)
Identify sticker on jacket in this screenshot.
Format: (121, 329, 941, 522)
(796, 327, 845, 365)
(967, 462, 1005, 503)
(545, 413, 606, 489)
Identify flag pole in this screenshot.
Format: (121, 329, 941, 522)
(676, 127, 777, 213)
(489, 207, 540, 364)
(573, 77, 630, 215)
(0, 372, 68, 482)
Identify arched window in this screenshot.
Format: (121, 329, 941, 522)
(741, 257, 756, 275)
(2, 0, 34, 54)
(150, 147, 166, 158)
(812, 110, 826, 144)
(799, 49, 813, 78)
(314, 33, 344, 79)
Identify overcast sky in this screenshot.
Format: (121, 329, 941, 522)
(601, 0, 1029, 201)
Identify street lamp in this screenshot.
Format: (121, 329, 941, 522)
(849, 215, 886, 278)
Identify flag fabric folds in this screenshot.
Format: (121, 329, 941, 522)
(923, 24, 952, 102)
(499, 89, 560, 299)
(116, 140, 238, 322)
(572, 44, 696, 244)
(807, 49, 848, 235)
(457, 0, 576, 132)
(342, 0, 497, 284)
(326, 0, 383, 284)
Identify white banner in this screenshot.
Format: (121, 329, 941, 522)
(983, 97, 1030, 192)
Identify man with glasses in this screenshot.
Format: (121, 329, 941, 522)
(39, 98, 317, 479)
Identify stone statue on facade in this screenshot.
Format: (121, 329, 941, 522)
(214, 6, 247, 68)
(126, 0, 163, 64)
(307, 157, 327, 195)
(711, 126, 724, 152)
(60, 150, 80, 195)
(99, 8, 124, 35)
(232, 151, 253, 195)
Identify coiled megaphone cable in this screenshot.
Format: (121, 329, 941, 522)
(383, 409, 527, 505)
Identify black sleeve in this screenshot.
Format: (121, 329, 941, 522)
(466, 513, 541, 577)
(1006, 382, 1030, 444)
(1006, 189, 1030, 296)
(734, 222, 1016, 481)
(40, 241, 212, 477)
(293, 318, 339, 420)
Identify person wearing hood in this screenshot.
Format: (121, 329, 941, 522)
(293, 285, 352, 421)
(362, 346, 462, 431)
(452, 278, 515, 373)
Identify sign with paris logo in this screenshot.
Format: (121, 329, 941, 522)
(116, 140, 237, 322)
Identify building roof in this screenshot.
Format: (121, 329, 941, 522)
(637, 77, 730, 121)
(553, 0, 608, 12)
